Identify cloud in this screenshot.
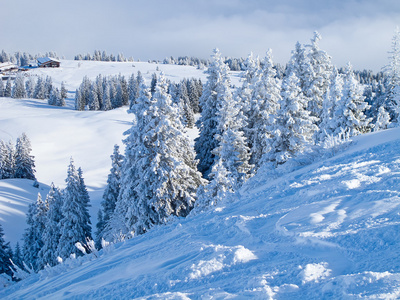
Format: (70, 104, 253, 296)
(1, 0, 399, 71)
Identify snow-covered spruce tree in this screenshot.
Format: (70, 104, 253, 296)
(247, 50, 281, 169)
(303, 31, 333, 120)
(88, 83, 100, 111)
(23, 193, 47, 271)
(94, 75, 103, 110)
(57, 159, 92, 260)
(33, 77, 46, 100)
(13, 242, 23, 270)
(14, 133, 36, 180)
(374, 105, 391, 131)
(25, 77, 35, 98)
(266, 71, 318, 166)
(111, 74, 205, 238)
(4, 78, 12, 98)
(12, 73, 26, 99)
(0, 223, 12, 277)
(195, 48, 230, 178)
(0, 78, 4, 97)
(74, 88, 85, 111)
(177, 81, 195, 128)
(385, 27, 400, 125)
(96, 144, 123, 245)
(38, 183, 64, 267)
(337, 63, 372, 137)
(0, 141, 15, 179)
(188, 78, 201, 114)
(48, 86, 64, 106)
(44, 76, 53, 99)
(318, 67, 344, 142)
(60, 81, 68, 102)
(102, 84, 112, 111)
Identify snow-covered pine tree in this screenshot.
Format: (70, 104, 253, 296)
(12, 73, 26, 99)
(44, 76, 53, 99)
(318, 67, 344, 142)
(25, 77, 35, 98)
(102, 84, 112, 111)
(385, 27, 400, 125)
(177, 82, 195, 128)
(4, 78, 12, 98)
(247, 50, 281, 169)
(74, 88, 85, 111)
(23, 193, 47, 271)
(266, 71, 318, 166)
(60, 81, 68, 102)
(1, 141, 15, 179)
(38, 183, 64, 267)
(94, 75, 103, 110)
(112, 74, 205, 237)
(88, 83, 100, 110)
(195, 48, 229, 178)
(374, 105, 391, 131)
(33, 77, 46, 100)
(0, 79, 4, 97)
(304, 31, 333, 120)
(57, 159, 92, 259)
(14, 133, 36, 180)
(96, 145, 123, 244)
(13, 242, 23, 270)
(337, 63, 372, 137)
(0, 223, 12, 277)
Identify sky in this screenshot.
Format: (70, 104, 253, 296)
(1, 0, 399, 72)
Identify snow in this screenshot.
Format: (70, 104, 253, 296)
(0, 60, 400, 298)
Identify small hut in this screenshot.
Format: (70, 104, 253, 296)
(37, 57, 60, 68)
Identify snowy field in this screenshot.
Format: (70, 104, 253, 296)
(1, 61, 400, 298)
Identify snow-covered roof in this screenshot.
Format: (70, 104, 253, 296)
(0, 62, 17, 68)
(37, 57, 60, 64)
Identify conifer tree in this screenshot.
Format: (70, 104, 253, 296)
(57, 159, 92, 259)
(374, 106, 391, 131)
(23, 193, 47, 271)
(33, 77, 46, 99)
(14, 133, 36, 180)
(25, 77, 35, 98)
(74, 88, 85, 111)
(247, 50, 281, 169)
(304, 32, 333, 120)
(60, 81, 68, 101)
(385, 27, 400, 125)
(13, 242, 23, 270)
(195, 48, 229, 178)
(4, 78, 12, 98)
(12, 73, 26, 99)
(267, 71, 318, 166)
(112, 74, 205, 237)
(38, 184, 64, 267)
(1, 141, 15, 179)
(318, 67, 344, 142)
(0, 223, 12, 276)
(0, 78, 4, 97)
(97, 145, 123, 243)
(338, 63, 372, 136)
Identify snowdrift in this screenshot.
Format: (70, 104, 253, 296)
(1, 127, 399, 299)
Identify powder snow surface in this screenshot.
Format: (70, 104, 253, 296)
(0, 61, 400, 299)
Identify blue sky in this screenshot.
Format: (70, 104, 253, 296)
(1, 0, 399, 71)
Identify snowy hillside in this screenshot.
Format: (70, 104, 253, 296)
(1, 125, 399, 299)
(0, 60, 211, 246)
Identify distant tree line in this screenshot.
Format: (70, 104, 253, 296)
(74, 50, 134, 62)
(0, 74, 67, 107)
(74, 72, 203, 128)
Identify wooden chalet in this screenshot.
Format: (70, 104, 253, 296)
(0, 62, 19, 73)
(37, 57, 60, 68)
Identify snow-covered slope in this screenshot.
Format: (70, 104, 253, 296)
(1, 126, 400, 299)
(0, 60, 208, 246)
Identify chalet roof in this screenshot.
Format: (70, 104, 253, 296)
(37, 57, 60, 64)
(0, 62, 17, 68)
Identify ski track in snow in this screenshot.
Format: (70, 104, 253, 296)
(0, 60, 400, 298)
